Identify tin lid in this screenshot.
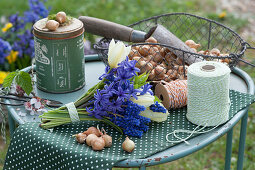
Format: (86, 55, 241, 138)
(33, 18, 84, 39)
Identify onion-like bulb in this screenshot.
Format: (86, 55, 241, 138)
(122, 137, 135, 153)
(102, 128, 112, 147)
(210, 48, 221, 56)
(86, 134, 98, 146)
(185, 40, 201, 49)
(56, 11, 66, 24)
(75, 133, 87, 144)
(83, 127, 102, 137)
(46, 20, 59, 31)
(91, 137, 105, 151)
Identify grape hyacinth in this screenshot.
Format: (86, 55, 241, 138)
(150, 101, 167, 113)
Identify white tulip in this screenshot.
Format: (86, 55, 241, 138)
(108, 39, 131, 68)
(131, 93, 155, 108)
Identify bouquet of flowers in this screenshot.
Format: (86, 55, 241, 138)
(40, 39, 168, 138)
(0, 0, 49, 82)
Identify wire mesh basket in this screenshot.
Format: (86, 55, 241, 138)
(94, 13, 253, 82)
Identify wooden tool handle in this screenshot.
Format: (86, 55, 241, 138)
(79, 16, 133, 42)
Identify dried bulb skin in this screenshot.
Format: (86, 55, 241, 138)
(198, 50, 205, 55)
(138, 45, 150, 56)
(56, 11, 66, 24)
(91, 137, 105, 151)
(185, 40, 200, 49)
(122, 137, 135, 153)
(154, 66, 166, 78)
(148, 69, 156, 81)
(83, 127, 102, 137)
(160, 48, 166, 57)
(102, 129, 112, 147)
(46, 20, 59, 31)
(76, 133, 87, 144)
(145, 37, 157, 43)
(140, 62, 154, 74)
(102, 135, 112, 147)
(86, 134, 98, 146)
(128, 50, 140, 59)
(210, 48, 221, 56)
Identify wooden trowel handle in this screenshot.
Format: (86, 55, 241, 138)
(78, 16, 146, 42)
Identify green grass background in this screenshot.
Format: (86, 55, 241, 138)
(0, 0, 255, 169)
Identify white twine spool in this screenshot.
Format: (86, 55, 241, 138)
(187, 61, 231, 126)
(166, 61, 231, 144)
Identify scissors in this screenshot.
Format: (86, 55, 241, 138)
(0, 92, 63, 107)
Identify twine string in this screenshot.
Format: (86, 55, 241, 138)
(157, 80, 188, 109)
(166, 122, 221, 145)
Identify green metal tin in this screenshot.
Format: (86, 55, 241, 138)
(33, 18, 85, 93)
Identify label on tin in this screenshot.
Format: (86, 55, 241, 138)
(53, 42, 69, 90)
(35, 34, 85, 93)
(34, 38, 50, 65)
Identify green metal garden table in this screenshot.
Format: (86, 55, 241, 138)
(6, 55, 255, 170)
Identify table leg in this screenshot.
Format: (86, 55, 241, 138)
(224, 128, 233, 170)
(139, 165, 146, 170)
(237, 110, 248, 170)
(7, 111, 15, 137)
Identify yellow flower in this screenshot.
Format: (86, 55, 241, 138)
(6, 50, 19, 64)
(108, 39, 131, 68)
(0, 71, 9, 84)
(2, 23, 13, 33)
(219, 11, 227, 19)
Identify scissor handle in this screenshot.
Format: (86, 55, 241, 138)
(0, 101, 24, 106)
(0, 95, 28, 102)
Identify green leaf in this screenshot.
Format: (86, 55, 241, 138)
(2, 71, 18, 88)
(15, 71, 33, 95)
(134, 84, 139, 89)
(133, 72, 148, 89)
(154, 95, 162, 103)
(137, 72, 150, 88)
(134, 75, 140, 85)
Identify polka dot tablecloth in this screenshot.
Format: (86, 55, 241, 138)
(4, 90, 255, 170)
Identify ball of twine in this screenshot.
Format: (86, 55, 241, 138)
(155, 80, 188, 109)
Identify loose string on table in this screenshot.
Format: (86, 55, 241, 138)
(165, 122, 220, 145)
